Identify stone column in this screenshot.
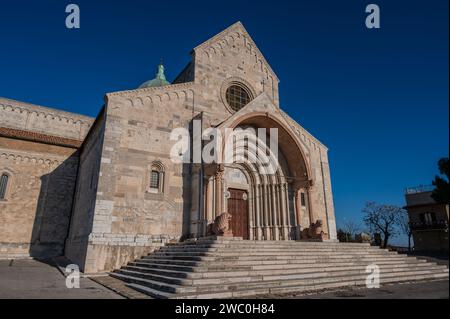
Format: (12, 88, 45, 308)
(306, 185, 314, 226)
(277, 184, 284, 240)
(267, 184, 272, 240)
(282, 183, 290, 240)
(279, 184, 285, 240)
(271, 184, 279, 240)
(263, 184, 270, 240)
(206, 177, 214, 223)
(248, 188, 254, 240)
(294, 188, 303, 238)
(215, 165, 225, 217)
(282, 183, 292, 239)
(255, 184, 262, 240)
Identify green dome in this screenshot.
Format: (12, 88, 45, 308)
(139, 64, 170, 88)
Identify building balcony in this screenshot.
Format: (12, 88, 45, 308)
(410, 220, 449, 231)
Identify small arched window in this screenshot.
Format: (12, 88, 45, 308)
(0, 173, 9, 200)
(150, 170, 160, 190)
(148, 161, 165, 194)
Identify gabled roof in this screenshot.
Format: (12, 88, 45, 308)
(193, 21, 279, 82)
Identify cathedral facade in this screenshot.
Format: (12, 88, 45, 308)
(0, 22, 337, 273)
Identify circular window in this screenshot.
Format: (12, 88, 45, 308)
(225, 84, 252, 112)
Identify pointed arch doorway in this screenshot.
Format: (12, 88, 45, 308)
(227, 188, 249, 239)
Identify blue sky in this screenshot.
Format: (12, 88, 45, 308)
(0, 1, 448, 245)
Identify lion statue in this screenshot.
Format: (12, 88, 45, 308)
(301, 219, 328, 240)
(207, 212, 233, 237)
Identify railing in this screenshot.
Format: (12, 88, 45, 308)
(410, 220, 449, 231)
(405, 184, 435, 195)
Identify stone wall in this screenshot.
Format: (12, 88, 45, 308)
(65, 109, 106, 270)
(0, 97, 93, 140)
(0, 137, 79, 258)
(78, 85, 196, 272)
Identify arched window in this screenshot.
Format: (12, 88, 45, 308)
(0, 173, 9, 200)
(148, 161, 165, 194)
(150, 170, 160, 190)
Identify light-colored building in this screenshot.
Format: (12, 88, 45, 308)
(404, 185, 449, 253)
(0, 22, 337, 273)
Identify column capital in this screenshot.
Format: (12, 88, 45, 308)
(215, 164, 225, 180)
(293, 179, 313, 191)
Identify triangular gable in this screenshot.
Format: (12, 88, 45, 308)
(193, 21, 279, 83)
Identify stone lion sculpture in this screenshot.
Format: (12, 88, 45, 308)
(208, 212, 233, 237)
(301, 219, 328, 240)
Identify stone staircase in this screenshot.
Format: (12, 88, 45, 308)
(109, 237, 449, 299)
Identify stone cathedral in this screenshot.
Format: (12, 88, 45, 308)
(0, 22, 337, 273)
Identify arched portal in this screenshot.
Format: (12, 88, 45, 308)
(201, 112, 317, 241)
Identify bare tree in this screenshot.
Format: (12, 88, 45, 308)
(398, 209, 413, 252)
(341, 219, 361, 242)
(362, 202, 402, 248)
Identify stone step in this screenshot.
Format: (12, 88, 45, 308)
(129, 261, 201, 272)
(186, 269, 449, 293)
(151, 251, 397, 259)
(247, 259, 427, 269)
(115, 265, 448, 287)
(259, 273, 449, 297)
(114, 268, 448, 298)
(158, 244, 382, 251)
(154, 248, 398, 255)
(128, 258, 428, 273)
(114, 269, 191, 285)
(109, 272, 195, 294)
(142, 254, 413, 262)
(157, 245, 394, 252)
(193, 239, 371, 247)
(121, 263, 445, 281)
(126, 283, 175, 299)
(137, 256, 426, 268)
(110, 239, 448, 299)
(227, 273, 450, 299)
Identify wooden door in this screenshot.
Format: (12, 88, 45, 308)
(227, 188, 249, 239)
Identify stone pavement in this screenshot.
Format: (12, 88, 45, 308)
(0, 259, 123, 299)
